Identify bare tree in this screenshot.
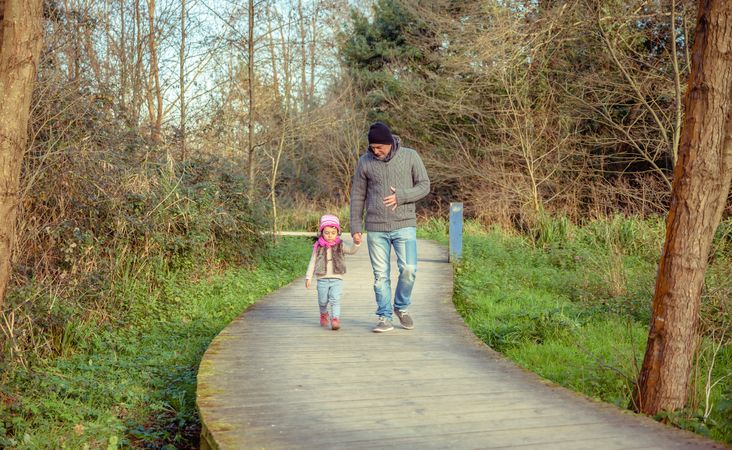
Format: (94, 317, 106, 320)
(119, 0, 129, 115)
(0, 0, 44, 308)
(319, 79, 365, 202)
(179, 0, 187, 158)
(308, 1, 319, 103)
(133, 0, 144, 127)
(246, 0, 256, 203)
(298, 0, 307, 111)
(595, 2, 689, 190)
(633, 0, 732, 414)
(498, 71, 572, 215)
(265, 2, 291, 235)
(278, 5, 293, 118)
(670, 0, 684, 166)
(146, 0, 163, 143)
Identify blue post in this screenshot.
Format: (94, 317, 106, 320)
(449, 202, 463, 262)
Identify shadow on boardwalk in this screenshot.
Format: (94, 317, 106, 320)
(197, 239, 726, 450)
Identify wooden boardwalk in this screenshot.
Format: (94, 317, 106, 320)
(197, 238, 726, 450)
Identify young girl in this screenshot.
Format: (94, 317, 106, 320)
(305, 214, 360, 330)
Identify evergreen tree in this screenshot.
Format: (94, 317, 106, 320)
(339, 0, 434, 122)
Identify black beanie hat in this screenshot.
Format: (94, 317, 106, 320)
(368, 122, 393, 145)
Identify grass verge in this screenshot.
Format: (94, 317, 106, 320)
(0, 237, 312, 449)
(419, 217, 732, 444)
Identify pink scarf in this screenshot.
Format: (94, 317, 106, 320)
(314, 235, 341, 250)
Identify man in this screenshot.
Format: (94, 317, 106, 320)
(350, 121, 430, 333)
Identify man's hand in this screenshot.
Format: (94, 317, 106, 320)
(305, 279, 311, 289)
(383, 186, 398, 210)
(352, 232, 363, 245)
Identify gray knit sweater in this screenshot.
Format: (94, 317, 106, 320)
(350, 137, 430, 233)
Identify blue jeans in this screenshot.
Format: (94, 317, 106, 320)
(316, 278, 343, 318)
(367, 227, 417, 319)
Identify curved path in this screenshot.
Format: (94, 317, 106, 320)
(197, 238, 725, 450)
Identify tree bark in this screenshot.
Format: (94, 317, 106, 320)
(0, 0, 4, 49)
(179, 0, 186, 159)
(82, 3, 102, 82)
(146, 0, 163, 143)
(246, 0, 256, 204)
(633, 0, 732, 414)
(309, 3, 318, 103)
(133, 0, 143, 127)
(0, 0, 44, 308)
(279, 10, 292, 117)
(670, 0, 683, 168)
(265, 4, 279, 106)
(119, 0, 128, 117)
(298, 0, 307, 111)
(64, 4, 80, 80)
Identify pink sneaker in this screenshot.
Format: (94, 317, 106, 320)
(320, 312, 329, 327)
(331, 317, 340, 331)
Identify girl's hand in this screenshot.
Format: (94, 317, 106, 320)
(305, 279, 311, 289)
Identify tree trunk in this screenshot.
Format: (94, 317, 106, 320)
(633, 0, 732, 415)
(246, 0, 256, 204)
(265, 4, 279, 106)
(308, 3, 318, 103)
(82, 5, 102, 82)
(0, 0, 4, 48)
(119, 0, 128, 117)
(132, 0, 143, 127)
(0, 0, 44, 308)
(279, 12, 292, 118)
(65, 4, 80, 81)
(298, 0, 307, 111)
(670, 0, 683, 168)
(179, 0, 186, 159)
(146, 0, 163, 143)
(105, 0, 111, 82)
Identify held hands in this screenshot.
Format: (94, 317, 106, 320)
(352, 233, 362, 245)
(383, 186, 398, 210)
(305, 279, 311, 289)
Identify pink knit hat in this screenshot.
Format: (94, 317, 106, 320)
(319, 214, 341, 233)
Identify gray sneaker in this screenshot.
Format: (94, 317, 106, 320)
(372, 316, 394, 333)
(394, 308, 414, 329)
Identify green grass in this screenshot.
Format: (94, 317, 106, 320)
(420, 217, 732, 444)
(0, 237, 312, 449)
(5, 215, 730, 447)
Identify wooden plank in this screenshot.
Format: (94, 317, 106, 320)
(197, 239, 724, 450)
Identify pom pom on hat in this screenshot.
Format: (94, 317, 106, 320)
(319, 214, 341, 233)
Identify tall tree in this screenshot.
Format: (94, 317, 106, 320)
(133, 0, 144, 127)
(179, 0, 187, 159)
(298, 0, 307, 111)
(146, 0, 163, 143)
(119, 0, 129, 116)
(308, 2, 319, 103)
(0, 0, 44, 308)
(634, 0, 732, 414)
(246, 0, 256, 203)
